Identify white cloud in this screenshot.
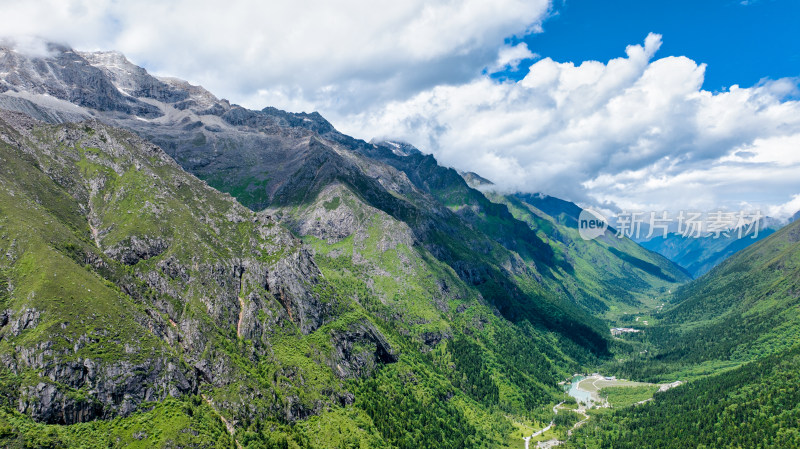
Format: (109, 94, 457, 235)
(0, 0, 550, 113)
(768, 194, 800, 219)
(336, 33, 800, 218)
(488, 43, 537, 73)
(0, 36, 55, 57)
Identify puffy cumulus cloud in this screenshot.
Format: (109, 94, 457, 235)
(0, 0, 550, 113)
(487, 43, 537, 73)
(337, 33, 800, 219)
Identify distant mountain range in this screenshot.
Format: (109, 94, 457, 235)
(639, 217, 787, 278)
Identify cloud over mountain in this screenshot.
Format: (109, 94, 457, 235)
(2, 1, 798, 217)
(0, 0, 550, 113)
(338, 34, 800, 217)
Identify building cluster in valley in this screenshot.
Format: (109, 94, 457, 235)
(610, 327, 641, 336)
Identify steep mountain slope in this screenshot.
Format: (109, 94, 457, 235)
(459, 171, 494, 188)
(0, 110, 358, 424)
(275, 181, 588, 444)
(330, 142, 688, 319)
(612, 217, 800, 380)
(0, 109, 597, 448)
(494, 193, 689, 318)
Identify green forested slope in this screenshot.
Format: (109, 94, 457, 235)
(274, 180, 585, 447)
(611, 218, 800, 381)
(0, 110, 589, 448)
(320, 140, 687, 322)
(565, 211, 800, 449)
(568, 344, 800, 449)
(495, 193, 688, 319)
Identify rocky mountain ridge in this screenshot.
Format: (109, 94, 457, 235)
(0, 109, 401, 428)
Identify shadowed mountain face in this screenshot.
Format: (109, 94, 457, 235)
(492, 194, 691, 315)
(0, 43, 692, 447)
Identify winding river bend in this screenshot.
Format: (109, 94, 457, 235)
(523, 375, 607, 448)
(565, 375, 592, 404)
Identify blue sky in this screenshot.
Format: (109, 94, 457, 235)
(499, 0, 799, 91)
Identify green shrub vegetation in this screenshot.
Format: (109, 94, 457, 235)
(568, 345, 800, 449)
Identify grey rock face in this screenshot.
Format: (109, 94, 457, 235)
(17, 356, 192, 425)
(79, 51, 189, 104)
(10, 308, 39, 336)
(267, 247, 326, 334)
(458, 170, 494, 188)
(0, 94, 89, 123)
(0, 45, 162, 118)
(105, 235, 169, 265)
(327, 319, 397, 379)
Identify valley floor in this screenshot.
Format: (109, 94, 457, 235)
(520, 372, 674, 448)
